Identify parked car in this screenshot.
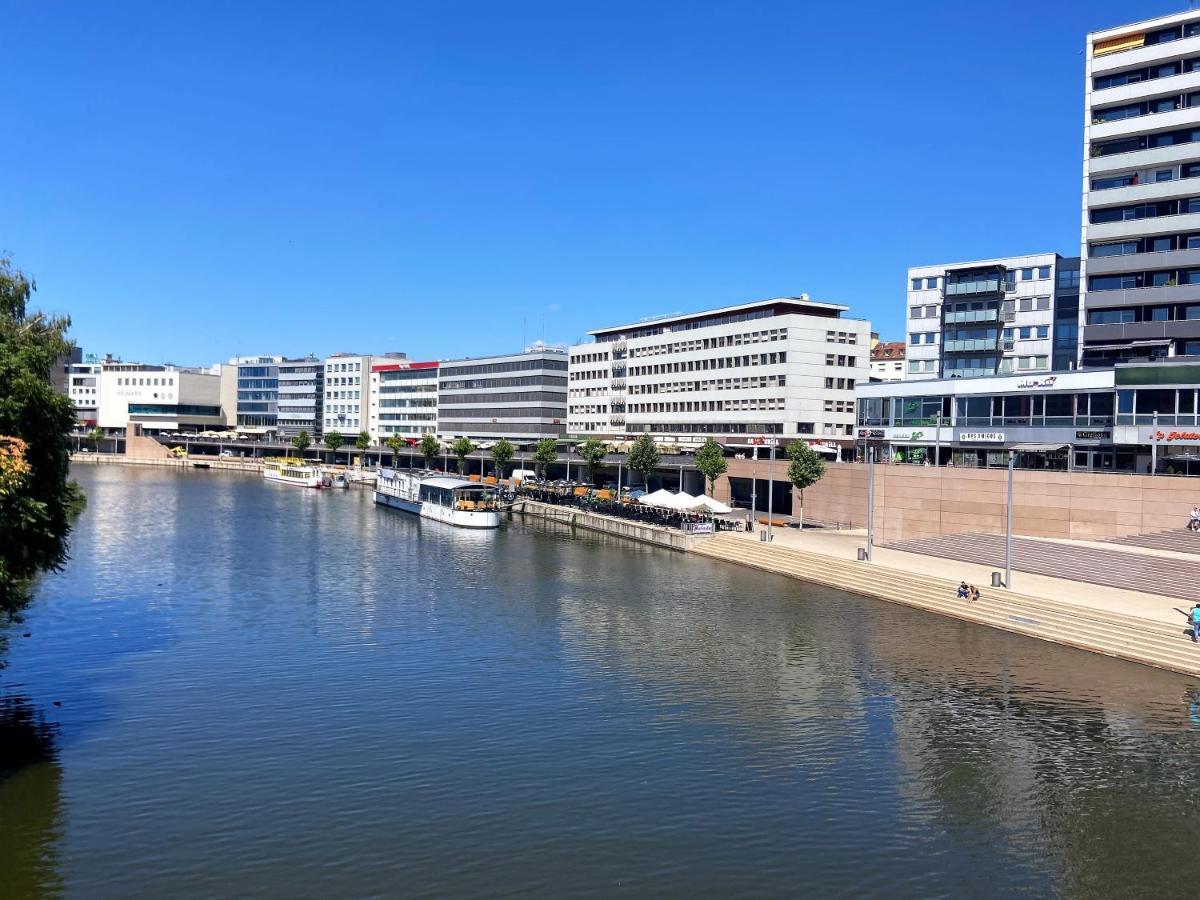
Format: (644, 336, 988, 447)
(219, 450, 234, 458)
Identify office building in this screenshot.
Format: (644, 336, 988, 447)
(97, 363, 224, 434)
(1082, 10, 1200, 366)
(870, 341, 906, 382)
(231, 355, 282, 434)
(906, 254, 1079, 381)
(437, 348, 568, 443)
(323, 353, 394, 437)
(276, 356, 324, 441)
(66, 352, 107, 426)
(568, 296, 870, 452)
(368, 360, 439, 442)
(51, 345, 83, 396)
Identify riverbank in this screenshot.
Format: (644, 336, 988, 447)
(693, 532, 1200, 677)
(70, 453, 262, 474)
(512, 499, 698, 551)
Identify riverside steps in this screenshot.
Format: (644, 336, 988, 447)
(692, 532, 1200, 677)
(512, 499, 697, 551)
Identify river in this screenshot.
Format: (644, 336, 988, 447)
(2, 465, 1200, 898)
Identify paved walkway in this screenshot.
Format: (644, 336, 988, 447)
(724, 526, 1190, 628)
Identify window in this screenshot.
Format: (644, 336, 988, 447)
(1019, 326, 1032, 339)
(1021, 268, 1033, 280)
(1038, 266, 1050, 279)
(1156, 168, 1176, 182)
(1036, 325, 1049, 339)
(925, 277, 938, 289)
(911, 278, 921, 290)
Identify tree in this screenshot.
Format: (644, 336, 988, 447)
(87, 426, 105, 453)
(532, 438, 557, 480)
(694, 438, 728, 496)
(419, 433, 439, 470)
(1, 256, 80, 620)
(627, 434, 660, 489)
(786, 441, 827, 530)
(385, 435, 404, 469)
(291, 429, 311, 455)
(323, 430, 344, 463)
(491, 438, 514, 481)
(451, 436, 476, 475)
(575, 438, 607, 486)
(355, 431, 371, 467)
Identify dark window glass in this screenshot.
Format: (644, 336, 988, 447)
(1156, 168, 1176, 182)
(1149, 236, 1175, 252)
(1150, 306, 1172, 320)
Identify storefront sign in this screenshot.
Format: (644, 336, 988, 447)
(1075, 430, 1111, 441)
(958, 432, 1005, 442)
(891, 430, 926, 442)
(857, 428, 885, 439)
(1151, 430, 1200, 442)
(1017, 376, 1058, 390)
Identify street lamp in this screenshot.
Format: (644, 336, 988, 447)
(1004, 448, 1015, 589)
(866, 444, 875, 562)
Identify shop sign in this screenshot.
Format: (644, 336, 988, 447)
(891, 430, 926, 442)
(1017, 375, 1058, 390)
(1151, 430, 1200, 442)
(958, 431, 1005, 442)
(857, 428, 885, 439)
(1075, 430, 1111, 441)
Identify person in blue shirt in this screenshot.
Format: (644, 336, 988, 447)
(1191, 604, 1200, 643)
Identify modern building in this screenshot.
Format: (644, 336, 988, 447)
(97, 363, 224, 434)
(231, 355, 282, 435)
(906, 254, 1079, 382)
(568, 296, 871, 453)
(437, 347, 568, 444)
(1081, 10, 1200, 367)
(276, 356, 324, 441)
(368, 360, 439, 443)
(323, 353, 374, 437)
(66, 352, 108, 426)
(870, 341, 906, 382)
(856, 359, 1200, 473)
(51, 345, 83, 396)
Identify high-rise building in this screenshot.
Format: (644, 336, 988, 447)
(322, 354, 372, 437)
(66, 352, 107, 426)
(276, 356, 324, 441)
(905, 254, 1078, 381)
(568, 296, 870, 452)
(1082, 10, 1200, 366)
(231, 355, 282, 434)
(368, 361, 438, 443)
(437, 348, 568, 444)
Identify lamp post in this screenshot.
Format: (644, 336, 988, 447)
(767, 437, 776, 544)
(866, 443, 875, 562)
(1005, 448, 1015, 589)
(1151, 410, 1159, 476)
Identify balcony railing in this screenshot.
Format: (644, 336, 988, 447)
(943, 338, 999, 352)
(943, 309, 1000, 324)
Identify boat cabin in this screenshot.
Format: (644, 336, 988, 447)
(418, 476, 499, 511)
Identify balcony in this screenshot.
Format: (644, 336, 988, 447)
(943, 308, 1000, 324)
(1086, 245, 1200, 275)
(1089, 141, 1200, 176)
(1087, 210, 1200, 241)
(942, 338, 999, 352)
(1090, 104, 1199, 142)
(1091, 34, 1200, 76)
(1084, 281, 1200, 308)
(1088, 177, 1196, 208)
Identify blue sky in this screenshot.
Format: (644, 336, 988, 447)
(2, 1, 1183, 364)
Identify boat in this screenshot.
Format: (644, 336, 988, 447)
(263, 458, 327, 488)
(192, 462, 211, 470)
(374, 469, 500, 528)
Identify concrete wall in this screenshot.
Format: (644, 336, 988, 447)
(516, 500, 696, 551)
(712, 459, 1200, 543)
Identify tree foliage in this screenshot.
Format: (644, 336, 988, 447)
(291, 429, 311, 454)
(419, 433, 439, 469)
(491, 438, 514, 480)
(323, 430, 344, 452)
(1, 257, 80, 619)
(386, 434, 404, 468)
(627, 434, 660, 485)
(451, 437, 476, 475)
(786, 441, 826, 529)
(575, 438, 607, 485)
(355, 431, 371, 451)
(693, 438, 727, 495)
(532, 438, 557, 479)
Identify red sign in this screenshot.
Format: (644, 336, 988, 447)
(1152, 430, 1200, 442)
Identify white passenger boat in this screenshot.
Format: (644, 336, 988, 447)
(263, 458, 327, 488)
(374, 469, 500, 528)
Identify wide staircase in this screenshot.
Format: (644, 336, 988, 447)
(1104, 529, 1200, 556)
(693, 533, 1200, 677)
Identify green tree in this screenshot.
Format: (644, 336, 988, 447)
(355, 430, 371, 466)
(1, 256, 80, 620)
(532, 438, 557, 480)
(451, 436, 476, 475)
(786, 440, 826, 530)
(385, 434, 404, 469)
(627, 434, 660, 489)
(323, 430, 344, 463)
(87, 426, 105, 453)
(419, 433, 439, 469)
(291, 429, 311, 455)
(575, 437, 607, 486)
(694, 438, 728, 496)
(491, 437, 514, 481)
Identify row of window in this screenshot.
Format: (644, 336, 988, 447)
(825, 330, 859, 344)
(594, 308, 779, 343)
(627, 327, 790, 359)
(629, 375, 788, 394)
(1094, 41, 1200, 90)
(1090, 196, 1200, 223)
(571, 351, 609, 365)
(115, 375, 176, 387)
(1092, 232, 1200, 256)
(570, 369, 608, 381)
(377, 398, 437, 408)
(823, 400, 854, 414)
(824, 354, 858, 367)
(569, 387, 610, 398)
(1092, 161, 1200, 191)
(440, 375, 568, 390)
(1093, 126, 1200, 158)
(860, 392, 1115, 427)
(629, 352, 790, 376)
(1089, 268, 1200, 291)
(909, 296, 1053, 320)
(1087, 303, 1200, 323)
(823, 377, 856, 390)
(439, 359, 568, 377)
(1092, 91, 1200, 125)
(627, 399, 791, 414)
(326, 390, 361, 400)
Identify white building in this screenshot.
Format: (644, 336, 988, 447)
(1082, 9, 1200, 367)
(906, 254, 1079, 381)
(437, 347, 568, 443)
(870, 341, 906, 382)
(276, 356, 324, 440)
(368, 360, 439, 442)
(568, 296, 871, 451)
(97, 363, 225, 433)
(323, 353, 371, 437)
(67, 353, 106, 426)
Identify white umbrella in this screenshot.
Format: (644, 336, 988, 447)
(638, 488, 675, 508)
(670, 491, 704, 511)
(695, 494, 733, 515)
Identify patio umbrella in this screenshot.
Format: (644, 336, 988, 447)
(638, 488, 675, 507)
(695, 494, 733, 515)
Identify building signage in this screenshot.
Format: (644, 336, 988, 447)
(1017, 375, 1058, 390)
(1075, 430, 1111, 441)
(891, 430, 926, 442)
(857, 428, 885, 439)
(1151, 430, 1200, 442)
(957, 432, 1005, 442)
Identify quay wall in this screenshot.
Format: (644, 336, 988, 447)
(70, 453, 262, 475)
(714, 460, 1200, 543)
(514, 500, 696, 552)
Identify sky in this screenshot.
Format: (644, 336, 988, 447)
(2, 1, 1186, 364)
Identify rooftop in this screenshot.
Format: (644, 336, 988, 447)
(588, 295, 852, 338)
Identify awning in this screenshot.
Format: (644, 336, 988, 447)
(1009, 443, 1070, 452)
(1083, 339, 1171, 353)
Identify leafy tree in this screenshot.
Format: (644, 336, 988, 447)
(575, 437, 607, 486)
(451, 436, 476, 475)
(786, 441, 826, 530)
(532, 438, 557, 480)
(323, 430, 344, 455)
(420, 433, 439, 469)
(693, 438, 727, 496)
(386, 434, 404, 469)
(1, 256, 80, 620)
(291, 429, 311, 455)
(87, 426, 105, 452)
(354, 430, 371, 466)
(491, 437, 514, 481)
(627, 434, 660, 489)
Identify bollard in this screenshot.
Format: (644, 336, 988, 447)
(991, 571, 1004, 588)
(857, 547, 868, 561)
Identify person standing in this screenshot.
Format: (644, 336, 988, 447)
(1191, 604, 1200, 643)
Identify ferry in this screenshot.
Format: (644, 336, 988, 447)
(263, 458, 327, 488)
(374, 469, 500, 528)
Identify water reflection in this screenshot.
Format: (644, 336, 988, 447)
(0, 695, 64, 899)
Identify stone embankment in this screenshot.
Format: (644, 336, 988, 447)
(692, 533, 1200, 677)
(70, 453, 261, 475)
(512, 499, 697, 551)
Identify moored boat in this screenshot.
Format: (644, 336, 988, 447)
(263, 458, 326, 488)
(374, 469, 500, 528)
